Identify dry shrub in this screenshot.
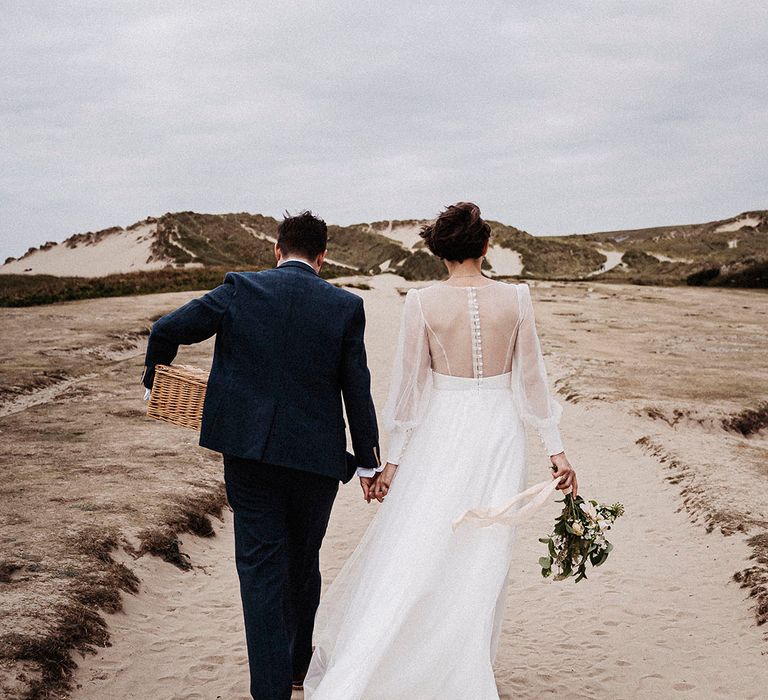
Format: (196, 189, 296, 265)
(168, 487, 228, 536)
(138, 483, 228, 569)
(734, 533, 768, 628)
(0, 528, 141, 699)
(638, 436, 768, 631)
(1, 603, 108, 699)
(722, 402, 768, 437)
(0, 562, 22, 584)
(137, 529, 192, 570)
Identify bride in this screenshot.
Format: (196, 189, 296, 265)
(304, 202, 578, 700)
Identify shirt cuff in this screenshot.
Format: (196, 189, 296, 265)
(538, 423, 564, 457)
(357, 465, 385, 478)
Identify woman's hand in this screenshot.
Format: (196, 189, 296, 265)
(550, 452, 578, 498)
(359, 476, 375, 503)
(371, 463, 398, 502)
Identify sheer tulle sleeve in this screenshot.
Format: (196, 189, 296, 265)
(382, 289, 432, 465)
(512, 284, 564, 456)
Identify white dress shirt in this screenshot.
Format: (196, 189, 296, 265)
(278, 257, 317, 270)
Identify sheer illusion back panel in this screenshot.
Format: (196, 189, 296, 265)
(417, 282, 522, 378)
(382, 281, 564, 463)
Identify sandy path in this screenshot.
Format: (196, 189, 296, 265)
(69, 277, 768, 699)
(70, 403, 768, 700)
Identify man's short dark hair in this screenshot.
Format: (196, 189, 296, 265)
(276, 210, 328, 259)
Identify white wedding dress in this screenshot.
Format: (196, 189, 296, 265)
(304, 280, 565, 700)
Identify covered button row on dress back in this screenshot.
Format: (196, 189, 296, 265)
(467, 287, 483, 383)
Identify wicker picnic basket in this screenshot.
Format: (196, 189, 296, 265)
(146, 364, 209, 431)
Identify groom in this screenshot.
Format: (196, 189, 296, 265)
(141, 211, 381, 699)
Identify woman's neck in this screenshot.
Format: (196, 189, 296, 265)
(444, 258, 484, 280)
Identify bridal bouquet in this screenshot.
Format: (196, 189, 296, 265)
(538, 492, 624, 582)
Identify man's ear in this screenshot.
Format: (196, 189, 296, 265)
(274, 242, 281, 264)
(316, 249, 328, 267)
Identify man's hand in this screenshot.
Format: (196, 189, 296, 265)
(550, 452, 578, 498)
(371, 463, 398, 502)
(359, 476, 375, 503)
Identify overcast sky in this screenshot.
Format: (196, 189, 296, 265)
(1, 1, 766, 261)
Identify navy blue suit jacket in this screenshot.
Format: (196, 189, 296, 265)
(142, 261, 380, 482)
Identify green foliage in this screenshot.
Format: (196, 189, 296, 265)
(719, 260, 768, 287)
(0, 262, 352, 307)
(0, 269, 238, 306)
(539, 492, 624, 582)
(490, 221, 606, 278)
(686, 267, 721, 285)
(5, 210, 767, 307)
(153, 212, 279, 267)
(578, 211, 768, 287)
(397, 251, 447, 281)
(325, 224, 407, 273)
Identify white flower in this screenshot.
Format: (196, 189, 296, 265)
(580, 501, 598, 520)
(571, 521, 585, 536)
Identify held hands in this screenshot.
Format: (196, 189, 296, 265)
(363, 457, 575, 502)
(550, 451, 578, 498)
(359, 476, 375, 503)
(359, 463, 398, 503)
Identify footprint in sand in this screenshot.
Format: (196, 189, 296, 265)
(187, 663, 219, 682)
(673, 681, 696, 691)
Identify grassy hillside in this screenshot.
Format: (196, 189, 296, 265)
(3, 210, 766, 306)
(489, 221, 605, 278)
(554, 210, 768, 287)
(0, 263, 351, 308)
(325, 224, 408, 272)
(151, 212, 279, 267)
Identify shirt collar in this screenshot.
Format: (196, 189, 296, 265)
(278, 258, 318, 273)
(278, 258, 319, 275)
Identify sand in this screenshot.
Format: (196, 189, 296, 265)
(486, 244, 524, 277)
(70, 401, 768, 700)
(377, 222, 424, 249)
(372, 225, 526, 277)
(650, 253, 694, 264)
(715, 216, 761, 233)
(588, 249, 624, 276)
(0, 223, 171, 278)
(2, 275, 767, 699)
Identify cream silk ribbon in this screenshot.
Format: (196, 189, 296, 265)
(452, 477, 565, 531)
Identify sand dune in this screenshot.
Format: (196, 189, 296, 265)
(0, 223, 169, 277)
(588, 249, 624, 276)
(715, 215, 761, 233)
(377, 221, 424, 249)
(3, 209, 765, 290)
(485, 244, 524, 277)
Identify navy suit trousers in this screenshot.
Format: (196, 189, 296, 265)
(223, 456, 338, 700)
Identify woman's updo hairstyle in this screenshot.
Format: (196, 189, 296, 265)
(419, 202, 491, 262)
